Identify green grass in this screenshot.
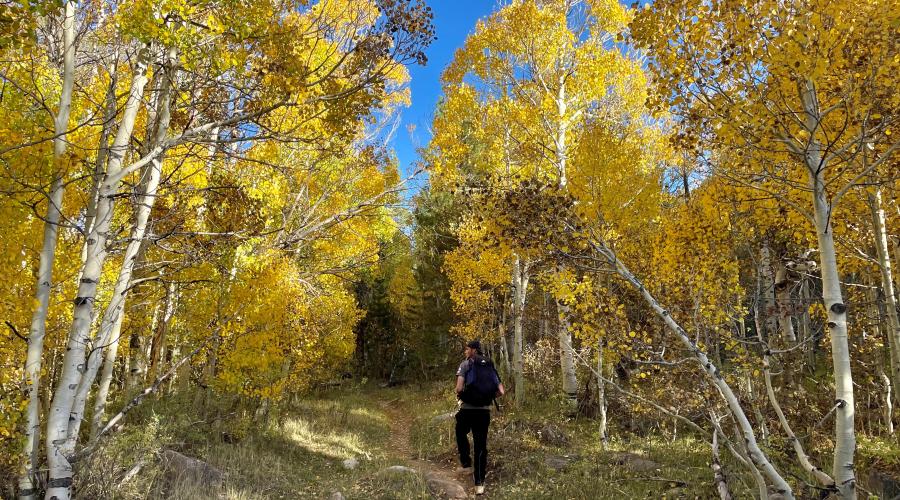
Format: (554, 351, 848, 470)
(80, 380, 900, 499)
(407, 383, 752, 499)
(79, 383, 430, 499)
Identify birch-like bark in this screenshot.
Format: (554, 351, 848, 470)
(21, 176, 66, 498)
(557, 300, 579, 399)
(148, 282, 177, 379)
(78, 55, 119, 278)
(879, 368, 894, 434)
(577, 344, 763, 497)
(811, 177, 857, 497)
(597, 339, 608, 448)
(759, 244, 778, 340)
(774, 261, 796, 343)
(92, 330, 217, 442)
(511, 254, 529, 408)
(799, 80, 856, 498)
(552, 77, 579, 400)
(44, 45, 151, 500)
(78, 320, 236, 463)
(722, 418, 769, 500)
(66, 48, 176, 448)
(592, 242, 793, 497)
(89, 311, 123, 439)
(554, 76, 568, 188)
(19, 4, 76, 497)
(498, 304, 510, 375)
(798, 276, 815, 367)
(892, 236, 900, 300)
(869, 189, 900, 407)
(711, 430, 733, 500)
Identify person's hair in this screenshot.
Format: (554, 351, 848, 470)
(466, 339, 483, 355)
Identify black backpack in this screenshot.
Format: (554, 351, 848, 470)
(461, 356, 500, 407)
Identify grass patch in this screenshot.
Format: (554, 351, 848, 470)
(78, 379, 900, 499)
(79, 384, 428, 499)
(410, 387, 748, 499)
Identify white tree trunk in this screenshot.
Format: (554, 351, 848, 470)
(127, 331, 146, 389)
(595, 243, 794, 497)
(892, 236, 900, 301)
(551, 77, 579, 401)
(19, 3, 76, 497)
(172, 329, 190, 392)
(499, 304, 510, 375)
(77, 56, 119, 278)
(711, 430, 733, 500)
(66, 47, 176, 446)
(774, 261, 796, 343)
(20, 176, 66, 500)
(870, 188, 900, 407)
(44, 45, 151, 500)
(512, 254, 529, 408)
(65, 63, 171, 446)
(554, 76, 568, 188)
(89, 311, 124, 439)
(759, 244, 779, 340)
(810, 168, 857, 497)
(879, 368, 894, 434)
(597, 339, 608, 448)
(722, 419, 769, 500)
(557, 301, 579, 399)
(799, 80, 856, 498)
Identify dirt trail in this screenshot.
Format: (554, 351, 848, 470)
(380, 400, 471, 499)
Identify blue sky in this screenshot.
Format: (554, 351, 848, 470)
(390, 1, 499, 192)
(390, 0, 650, 194)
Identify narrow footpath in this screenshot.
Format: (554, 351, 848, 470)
(380, 399, 472, 499)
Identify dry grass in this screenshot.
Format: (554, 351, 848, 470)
(76, 381, 900, 499)
(77, 384, 428, 499)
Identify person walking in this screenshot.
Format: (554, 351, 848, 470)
(455, 339, 505, 495)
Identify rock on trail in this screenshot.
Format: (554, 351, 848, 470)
(380, 399, 472, 498)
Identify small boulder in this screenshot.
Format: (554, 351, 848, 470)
(663, 486, 686, 498)
(342, 458, 359, 470)
(610, 451, 661, 472)
(545, 455, 571, 472)
(863, 470, 900, 500)
(383, 465, 418, 475)
(160, 449, 224, 489)
(537, 424, 568, 447)
(330, 493, 345, 500)
(425, 473, 467, 499)
(431, 412, 456, 425)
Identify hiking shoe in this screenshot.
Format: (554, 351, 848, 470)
(475, 485, 485, 495)
(455, 466, 473, 474)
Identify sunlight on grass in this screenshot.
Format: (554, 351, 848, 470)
(281, 416, 369, 460)
(350, 406, 389, 424)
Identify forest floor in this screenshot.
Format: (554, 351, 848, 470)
(78, 379, 900, 499)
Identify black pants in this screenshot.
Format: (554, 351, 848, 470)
(455, 409, 491, 485)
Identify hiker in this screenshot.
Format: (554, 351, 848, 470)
(455, 339, 505, 496)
